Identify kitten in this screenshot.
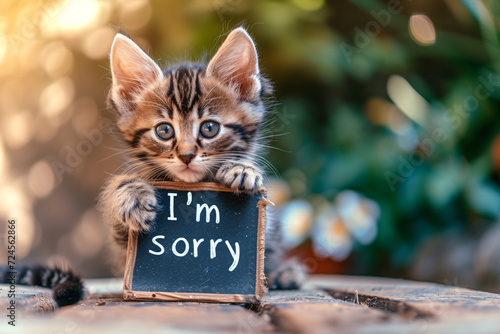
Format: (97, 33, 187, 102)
(100, 28, 304, 289)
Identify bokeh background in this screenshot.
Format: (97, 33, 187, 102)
(1, 0, 500, 292)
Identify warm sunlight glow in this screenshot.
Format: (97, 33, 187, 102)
(28, 160, 56, 198)
(3, 111, 33, 149)
(40, 42, 74, 77)
(0, 37, 7, 64)
(0, 182, 35, 259)
(70, 209, 106, 257)
(39, 77, 75, 118)
(82, 27, 116, 59)
(56, 0, 101, 32)
(0, 137, 5, 175)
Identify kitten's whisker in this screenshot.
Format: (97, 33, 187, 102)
(259, 132, 289, 140)
(259, 144, 291, 153)
(139, 100, 170, 111)
(208, 152, 280, 178)
(97, 150, 130, 163)
(100, 145, 129, 152)
(119, 159, 158, 176)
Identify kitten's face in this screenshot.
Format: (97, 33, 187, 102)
(108, 29, 270, 182)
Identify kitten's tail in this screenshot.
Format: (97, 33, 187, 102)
(0, 264, 84, 306)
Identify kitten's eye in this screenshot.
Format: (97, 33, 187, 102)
(156, 123, 175, 140)
(200, 121, 220, 139)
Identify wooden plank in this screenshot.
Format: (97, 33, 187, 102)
(305, 275, 500, 333)
(0, 278, 274, 333)
(44, 279, 273, 332)
(261, 289, 340, 304)
(306, 275, 500, 313)
(3, 276, 500, 333)
(266, 303, 391, 334)
(0, 284, 55, 315)
(55, 298, 275, 333)
(259, 290, 396, 334)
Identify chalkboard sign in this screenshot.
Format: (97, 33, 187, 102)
(123, 181, 271, 303)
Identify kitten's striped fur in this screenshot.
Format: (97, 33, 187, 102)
(0, 265, 83, 306)
(100, 28, 304, 289)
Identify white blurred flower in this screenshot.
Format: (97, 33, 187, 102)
(335, 190, 380, 245)
(280, 200, 313, 249)
(312, 207, 353, 261)
(310, 191, 380, 261)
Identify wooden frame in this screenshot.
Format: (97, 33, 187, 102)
(123, 181, 272, 303)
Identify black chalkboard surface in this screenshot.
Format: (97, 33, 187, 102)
(123, 181, 270, 303)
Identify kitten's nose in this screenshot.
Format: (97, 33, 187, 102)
(179, 154, 195, 165)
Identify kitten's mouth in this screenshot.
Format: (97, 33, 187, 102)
(173, 164, 205, 183)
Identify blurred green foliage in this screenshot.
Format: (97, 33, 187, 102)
(158, 0, 500, 276)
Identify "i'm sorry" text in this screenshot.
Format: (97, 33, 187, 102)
(147, 192, 241, 272)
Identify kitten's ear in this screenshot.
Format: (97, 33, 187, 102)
(110, 34, 162, 98)
(207, 28, 261, 101)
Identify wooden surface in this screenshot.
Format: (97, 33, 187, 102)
(1, 275, 500, 333)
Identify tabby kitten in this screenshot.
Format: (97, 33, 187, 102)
(100, 28, 304, 289)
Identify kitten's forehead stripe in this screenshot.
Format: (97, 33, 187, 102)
(163, 65, 205, 118)
(194, 70, 202, 96)
(177, 67, 194, 115)
(167, 74, 174, 97)
(188, 69, 202, 111)
(171, 95, 182, 117)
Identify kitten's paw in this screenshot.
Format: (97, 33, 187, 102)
(267, 259, 306, 290)
(115, 179, 157, 232)
(216, 161, 264, 194)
